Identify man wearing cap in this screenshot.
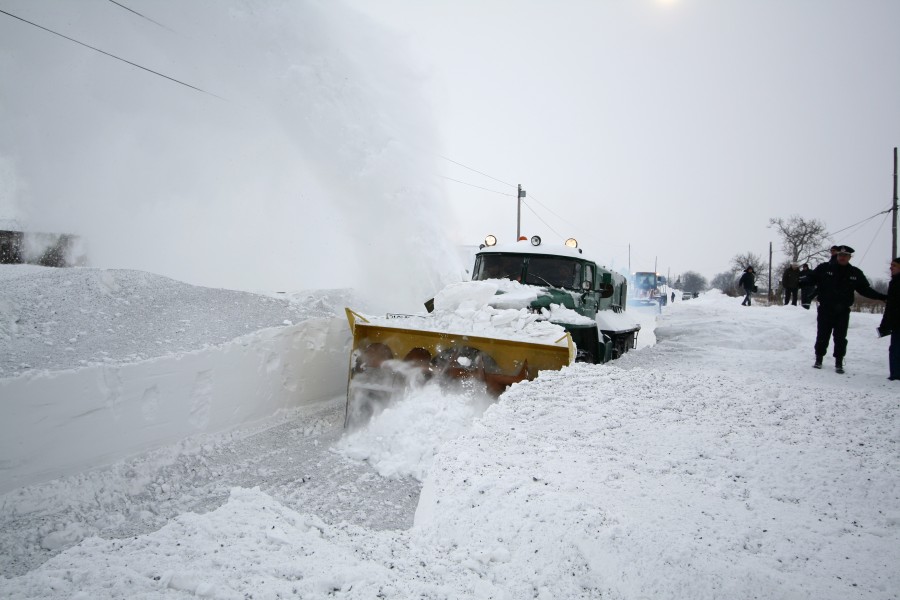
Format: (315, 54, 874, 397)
(811, 245, 887, 373)
(738, 266, 756, 306)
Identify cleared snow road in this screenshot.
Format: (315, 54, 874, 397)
(0, 398, 421, 578)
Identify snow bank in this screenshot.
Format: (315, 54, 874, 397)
(0, 266, 351, 493)
(0, 265, 346, 377)
(0, 319, 348, 493)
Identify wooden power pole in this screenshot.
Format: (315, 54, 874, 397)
(893, 147, 898, 259)
(516, 184, 525, 240)
(768, 241, 773, 301)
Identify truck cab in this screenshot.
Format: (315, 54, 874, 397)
(471, 237, 637, 360)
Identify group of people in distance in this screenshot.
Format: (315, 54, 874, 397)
(738, 245, 900, 381)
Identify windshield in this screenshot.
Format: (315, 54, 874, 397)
(473, 254, 525, 282)
(473, 254, 582, 289)
(525, 256, 581, 289)
(633, 273, 657, 290)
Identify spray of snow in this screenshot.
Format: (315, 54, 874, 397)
(0, 0, 461, 309)
(336, 381, 493, 481)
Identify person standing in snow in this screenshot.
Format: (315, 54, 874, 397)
(738, 266, 756, 306)
(811, 245, 887, 373)
(799, 263, 816, 309)
(877, 257, 900, 380)
(781, 263, 801, 306)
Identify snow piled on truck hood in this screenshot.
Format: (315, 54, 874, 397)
(365, 279, 596, 347)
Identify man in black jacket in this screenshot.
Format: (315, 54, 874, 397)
(812, 245, 887, 373)
(738, 267, 756, 306)
(877, 257, 900, 380)
(782, 263, 801, 306)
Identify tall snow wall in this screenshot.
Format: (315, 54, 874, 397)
(0, 319, 349, 494)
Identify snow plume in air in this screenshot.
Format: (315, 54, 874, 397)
(337, 381, 494, 481)
(0, 0, 460, 307)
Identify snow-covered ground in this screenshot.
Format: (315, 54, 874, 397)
(2, 269, 898, 599)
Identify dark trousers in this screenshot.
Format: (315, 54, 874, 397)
(784, 288, 798, 305)
(815, 305, 850, 359)
(741, 289, 752, 305)
(800, 287, 815, 309)
(890, 331, 900, 379)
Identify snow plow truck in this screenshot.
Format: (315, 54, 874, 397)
(343, 235, 640, 427)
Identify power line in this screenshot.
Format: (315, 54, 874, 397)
(439, 156, 516, 188)
(437, 154, 609, 244)
(859, 210, 892, 264)
(521, 199, 563, 239)
(526, 192, 584, 235)
(0, 8, 222, 100)
(824, 206, 893, 240)
(439, 175, 516, 197)
(106, 0, 173, 31)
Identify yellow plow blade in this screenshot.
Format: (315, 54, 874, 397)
(344, 308, 574, 427)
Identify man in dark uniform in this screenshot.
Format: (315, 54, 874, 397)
(811, 245, 887, 373)
(782, 263, 801, 305)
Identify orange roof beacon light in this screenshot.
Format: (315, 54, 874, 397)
(565, 238, 578, 248)
(530, 235, 541, 246)
(518, 236, 528, 242)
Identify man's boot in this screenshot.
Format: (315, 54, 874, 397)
(835, 358, 844, 374)
(813, 356, 823, 369)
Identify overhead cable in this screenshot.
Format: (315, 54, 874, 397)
(439, 175, 515, 197)
(859, 211, 892, 264)
(0, 8, 222, 99)
(106, 0, 173, 31)
(521, 200, 563, 239)
(526, 192, 584, 235)
(824, 206, 894, 239)
(439, 156, 516, 188)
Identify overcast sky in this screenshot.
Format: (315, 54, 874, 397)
(1, 0, 898, 292)
(348, 0, 900, 282)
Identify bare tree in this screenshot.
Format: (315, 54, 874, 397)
(871, 278, 889, 295)
(768, 215, 828, 263)
(730, 251, 764, 273)
(711, 271, 739, 294)
(681, 271, 709, 293)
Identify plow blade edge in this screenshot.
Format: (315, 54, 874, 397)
(344, 308, 574, 427)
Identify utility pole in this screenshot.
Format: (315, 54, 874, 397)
(768, 241, 773, 302)
(516, 184, 526, 240)
(893, 147, 898, 258)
